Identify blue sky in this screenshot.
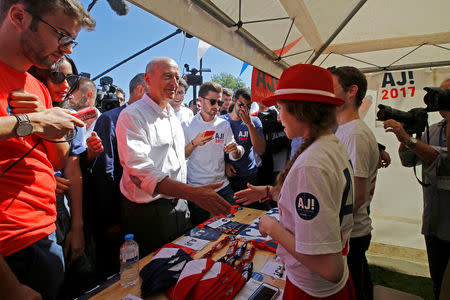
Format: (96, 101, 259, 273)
(72, 1, 252, 103)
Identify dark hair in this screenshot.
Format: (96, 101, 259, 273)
(28, 55, 77, 107)
(222, 87, 233, 97)
(329, 66, 367, 107)
(178, 77, 188, 91)
(275, 100, 337, 193)
(129, 73, 145, 95)
(116, 87, 125, 97)
(1, 0, 95, 30)
(199, 81, 222, 98)
(234, 87, 251, 101)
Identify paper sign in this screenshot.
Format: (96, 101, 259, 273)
(261, 260, 286, 280)
(376, 69, 427, 112)
(174, 236, 209, 251)
(206, 218, 230, 229)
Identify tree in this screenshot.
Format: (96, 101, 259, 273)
(211, 72, 246, 92)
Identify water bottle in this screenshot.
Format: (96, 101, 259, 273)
(120, 234, 139, 287)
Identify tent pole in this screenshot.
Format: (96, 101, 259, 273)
(308, 0, 367, 64)
(360, 61, 450, 74)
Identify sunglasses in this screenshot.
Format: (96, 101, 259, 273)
(203, 97, 224, 107)
(237, 101, 251, 110)
(49, 71, 71, 84)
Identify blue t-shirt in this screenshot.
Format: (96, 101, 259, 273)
(221, 114, 264, 177)
(70, 127, 86, 156)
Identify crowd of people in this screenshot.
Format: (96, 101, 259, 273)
(1, 1, 449, 300)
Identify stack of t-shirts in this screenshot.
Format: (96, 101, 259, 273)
(140, 248, 192, 298)
(173, 258, 246, 300)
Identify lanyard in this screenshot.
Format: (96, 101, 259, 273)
(201, 236, 234, 258)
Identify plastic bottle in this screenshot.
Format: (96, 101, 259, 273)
(120, 234, 139, 287)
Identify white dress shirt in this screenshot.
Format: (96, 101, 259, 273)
(116, 94, 187, 203)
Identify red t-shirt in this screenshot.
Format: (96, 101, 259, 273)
(0, 59, 57, 257)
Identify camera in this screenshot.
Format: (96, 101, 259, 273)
(258, 108, 288, 153)
(377, 87, 450, 136)
(377, 105, 428, 136)
(423, 87, 450, 112)
(96, 76, 120, 112)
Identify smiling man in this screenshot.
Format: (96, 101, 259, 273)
(183, 82, 244, 226)
(0, 1, 94, 299)
(116, 57, 232, 257)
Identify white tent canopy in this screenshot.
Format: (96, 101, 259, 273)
(130, 0, 450, 78)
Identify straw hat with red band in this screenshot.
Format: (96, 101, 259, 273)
(262, 64, 345, 107)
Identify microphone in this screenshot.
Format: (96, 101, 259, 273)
(106, 0, 129, 16)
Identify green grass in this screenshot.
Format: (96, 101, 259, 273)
(370, 264, 434, 300)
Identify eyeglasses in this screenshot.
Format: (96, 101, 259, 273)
(203, 97, 223, 107)
(32, 13, 78, 48)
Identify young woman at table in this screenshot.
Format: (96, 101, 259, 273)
(235, 64, 355, 299)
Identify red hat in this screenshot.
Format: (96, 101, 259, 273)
(263, 64, 345, 107)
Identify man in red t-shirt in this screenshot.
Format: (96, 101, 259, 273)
(0, 1, 94, 299)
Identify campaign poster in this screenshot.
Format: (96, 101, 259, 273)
(251, 68, 279, 104)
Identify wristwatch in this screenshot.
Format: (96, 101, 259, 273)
(405, 136, 418, 149)
(15, 114, 33, 137)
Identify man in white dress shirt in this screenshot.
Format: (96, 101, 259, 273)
(116, 57, 231, 256)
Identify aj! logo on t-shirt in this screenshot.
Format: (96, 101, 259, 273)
(296, 192, 320, 220)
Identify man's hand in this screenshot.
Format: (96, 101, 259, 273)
(190, 182, 232, 216)
(238, 104, 252, 127)
(8, 89, 45, 114)
(383, 119, 410, 144)
(378, 149, 391, 168)
(64, 225, 85, 264)
(29, 107, 85, 140)
(192, 131, 214, 147)
(87, 131, 104, 162)
(259, 215, 278, 237)
(55, 176, 70, 196)
(225, 162, 237, 178)
(224, 141, 241, 159)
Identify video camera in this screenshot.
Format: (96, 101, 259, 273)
(96, 76, 120, 112)
(377, 87, 450, 136)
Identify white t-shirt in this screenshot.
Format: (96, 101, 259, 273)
(335, 119, 379, 237)
(277, 134, 354, 297)
(175, 106, 194, 128)
(183, 113, 242, 190)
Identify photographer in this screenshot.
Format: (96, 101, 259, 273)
(256, 102, 289, 187)
(383, 78, 450, 300)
